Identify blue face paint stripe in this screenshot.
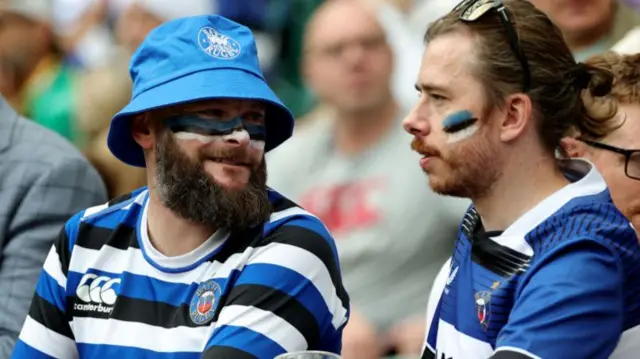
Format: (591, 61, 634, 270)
(442, 110, 478, 134)
(165, 115, 266, 140)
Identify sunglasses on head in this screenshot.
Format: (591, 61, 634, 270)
(453, 0, 531, 92)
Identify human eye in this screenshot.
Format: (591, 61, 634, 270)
(244, 111, 266, 125)
(429, 93, 447, 102)
(193, 109, 224, 119)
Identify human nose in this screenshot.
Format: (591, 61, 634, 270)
(402, 106, 431, 137)
(223, 129, 251, 148)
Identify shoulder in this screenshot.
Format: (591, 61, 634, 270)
(261, 188, 348, 292)
(62, 188, 148, 252)
(531, 200, 638, 258)
(5, 116, 103, 188)
(264, 189, 337, 255)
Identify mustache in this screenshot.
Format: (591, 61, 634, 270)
(199, 146, 250, 161)
(411, 137, 441, 157)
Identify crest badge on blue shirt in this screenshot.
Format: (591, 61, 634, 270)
(189, 278, 223, 325)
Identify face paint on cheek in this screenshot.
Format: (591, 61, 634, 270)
(173, 131, 224, 143)
(442, 110, 479, 144)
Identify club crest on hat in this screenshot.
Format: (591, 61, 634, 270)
(189, 278, 223, 325)
(198, 26, 241, 59)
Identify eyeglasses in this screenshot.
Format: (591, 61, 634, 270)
(582, 140, 640, 181)
(453, 0, 531, 92)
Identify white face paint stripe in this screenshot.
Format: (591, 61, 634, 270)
(222, 130, 249, 142)
(174, 130, 266, 151)
(445, 123, 479, 144)
(250, 140, 265, 151)
(174, 132, 223, 143)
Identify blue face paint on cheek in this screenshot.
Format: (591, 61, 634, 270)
(442, 110, 478, 134)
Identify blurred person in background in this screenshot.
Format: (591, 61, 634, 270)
(0, 94, 106, 358)
(562, 51, 640, 233)
(407, 1, 640, 358)
(0, 0, 81, 144)
(267, 1, 469, 358)
(529, 0, 640, 61)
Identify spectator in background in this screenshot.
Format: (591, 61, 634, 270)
(529, 0, 640, 61)
(267, 1, 469, 358)
(0, 94, 107, 358)
(562, 51, 640, 232)
(0, 0, 81, 145)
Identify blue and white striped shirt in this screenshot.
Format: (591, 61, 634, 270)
(12, 187, 350, 359)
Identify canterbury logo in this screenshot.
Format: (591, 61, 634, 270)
(74, 273, 120, 314)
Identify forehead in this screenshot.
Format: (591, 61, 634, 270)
(307, 3, 384, 47)
(418, 31, 478, 92)
(178, 99, 267, 112)
(607, 104, 640, 148)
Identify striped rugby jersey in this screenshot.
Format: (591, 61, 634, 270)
(422, 159, 640, 359)
(12, 187, 350, 359)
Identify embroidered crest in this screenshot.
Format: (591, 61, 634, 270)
(198, 26, 241, 59)
(189, 278, 222, 325)
(474, 290, 492, 331)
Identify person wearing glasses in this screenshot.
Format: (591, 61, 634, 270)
(403, 1, 640, 359)
(562, 51, 640, 234)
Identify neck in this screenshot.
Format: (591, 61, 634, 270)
(146, 189, 215, 256)
(473, 153, 569, 232)
(333, 97, 397, 156)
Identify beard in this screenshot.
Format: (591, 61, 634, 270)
(154, 132, 271, 231)
(411, 134, 502, 200)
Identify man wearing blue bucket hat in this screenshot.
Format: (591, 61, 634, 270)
(12, 15, 349, 359)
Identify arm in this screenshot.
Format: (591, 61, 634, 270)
(491, 239, 624, 359)
(0, 157, 106, 358)
(10, 224, 80, 359)
(203, 219, 350, 358)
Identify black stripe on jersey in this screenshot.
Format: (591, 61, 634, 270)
(69, 296, 197, 328)
(202, 345, 258, 359)
(471, 232, 531, 278)
(421, 348, 436, 359)
(269, 193, 298, 214)
(490, 349, 537, 359)
(266, 224, 349, 309)
(75, 222, 138, 251)
(55, 227, 71, 276)
(108, 192, 133, 206)
(30, 294, 74, 340)
(225, 283, 320, 347)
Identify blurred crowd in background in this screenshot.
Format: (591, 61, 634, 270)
(0, 0, 639, 358)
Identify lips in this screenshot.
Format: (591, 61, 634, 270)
(207, 157, 250, 168)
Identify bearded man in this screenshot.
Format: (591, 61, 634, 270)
(11, 15, 349, 359)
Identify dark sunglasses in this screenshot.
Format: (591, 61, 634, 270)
(582, 140, 640, 181)
(453, 0, 531, 92)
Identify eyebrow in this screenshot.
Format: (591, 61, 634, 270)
(415, 82, 450, 94)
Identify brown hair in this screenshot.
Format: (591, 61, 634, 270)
(424, 0, 617, 152)
(585, 51, 640, 106)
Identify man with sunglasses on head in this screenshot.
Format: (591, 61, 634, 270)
(11, 14, 349, 359)
(562, 51, 640, 235)
(404, 1, 640, 359)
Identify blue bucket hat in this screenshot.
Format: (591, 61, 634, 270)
(108, 15, 295, 167)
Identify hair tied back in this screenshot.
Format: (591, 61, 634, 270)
(571, 63, 592, 90)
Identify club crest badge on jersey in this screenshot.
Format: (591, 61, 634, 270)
(189, 278, 223, 325)
(474, 281, 500, 331)
(475, 290, 492, 331)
